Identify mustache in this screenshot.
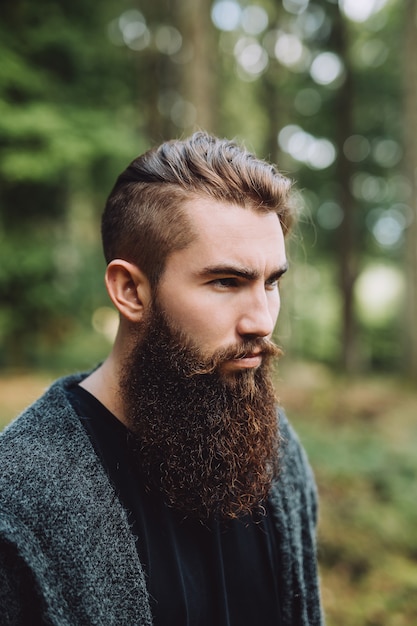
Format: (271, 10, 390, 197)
(187, 338, 283, 376)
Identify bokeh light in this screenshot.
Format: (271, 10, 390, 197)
(343, 135, 371, 162)
(274, 33, 305, 68)
(351, 172, 388, 202)
(283, 0, 309, 15)
(155, 26, 182, 55)
(317, 201, 344, 230)
(108, 10, 150, 50)
(353, 38, 389, 67)
(366, 207, 409, 248)
(118, 10, 150, 51)
(294, 4, 328, 40)
(92, 307, 118, 343)
(340, 0, 389, 23)
(234, 37, 269, 77)
(294, 88, 322, 115)
(372, 139, 403, 168)
(211, 0, 241, 31)
(170, 99, 197, 128)
(278, 125, 337, 170)
(310, 51, 344, 86)
(355, 264, 405, 325)
(241, 6, 268, 35)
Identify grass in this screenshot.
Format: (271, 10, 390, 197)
(1, 361, 417, 624)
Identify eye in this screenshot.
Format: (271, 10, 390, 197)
(211, 277, 239, 289)
(265, 277, 279, 291)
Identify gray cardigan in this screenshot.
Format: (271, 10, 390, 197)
(0, 373, 324, 625)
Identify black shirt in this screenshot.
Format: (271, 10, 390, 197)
(67, 384, 282, 626)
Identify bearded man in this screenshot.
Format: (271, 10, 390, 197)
(0, 132, 324, 625)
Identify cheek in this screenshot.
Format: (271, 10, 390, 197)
(183, 306, 230, 340)
(269, 292, 281, 324)
(160, 294, 216, 336)
(170, 299, 234, 350)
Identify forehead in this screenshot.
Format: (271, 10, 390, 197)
(175, 198, 287, 270)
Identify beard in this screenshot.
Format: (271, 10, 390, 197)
(119, 301, 282, 521)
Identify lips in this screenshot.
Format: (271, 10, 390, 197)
(236, 349, 262, 360)
(243, 350, 262, 358)
(213, 340, 281, 376)
(231, 351, 263, 369)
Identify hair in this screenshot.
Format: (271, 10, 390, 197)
(102, 131, 293, 286)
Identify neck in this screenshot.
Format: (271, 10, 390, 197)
(80, 326, 129, 426)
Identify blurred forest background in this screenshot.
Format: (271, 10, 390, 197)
(1, 0, 417, 623)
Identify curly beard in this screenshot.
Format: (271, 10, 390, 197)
(119, 301, 282, 521)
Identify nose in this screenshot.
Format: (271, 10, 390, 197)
(236, 289, 279, 339)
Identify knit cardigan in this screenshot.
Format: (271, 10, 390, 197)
(0, 373, 324, 625)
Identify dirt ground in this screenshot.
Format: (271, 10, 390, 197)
(0, 372, 55, 428)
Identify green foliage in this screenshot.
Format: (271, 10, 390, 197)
(0, 0, 414, 373)
(279, 362, 417, 625)
(0, 0, 144, 366)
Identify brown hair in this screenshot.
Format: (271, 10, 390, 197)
(102, 131, 293, 286)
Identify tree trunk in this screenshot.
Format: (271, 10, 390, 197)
(332, 5, 358, 372)
(176, 0, 218, 133)
(403, 0, 417, 379)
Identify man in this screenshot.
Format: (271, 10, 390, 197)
(0, 132, 324, 625)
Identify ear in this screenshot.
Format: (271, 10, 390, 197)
(105, 260, 152, 323)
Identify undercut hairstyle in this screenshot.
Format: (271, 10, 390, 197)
(102, 131, 293, 286)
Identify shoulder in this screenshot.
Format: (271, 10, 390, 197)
(1, 372, 88, 440)
(0, 372, 103, 525)
(0, 373, 152, 624)
(0, 372, 90, 466)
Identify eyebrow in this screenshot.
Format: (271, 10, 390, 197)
(197, 262, 289, 282)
